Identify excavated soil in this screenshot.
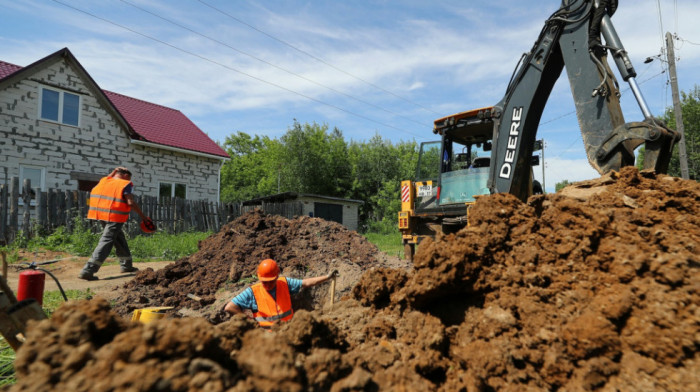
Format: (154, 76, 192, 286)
(6, 167, 699, 391)
(107, 209, 404, 322)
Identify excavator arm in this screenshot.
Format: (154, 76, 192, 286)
(488, 0, 679, 200)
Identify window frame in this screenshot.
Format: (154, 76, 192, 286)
(18, 165, 46, 206)
(159, 181, 187, 200)
(38, 86, 81, 127)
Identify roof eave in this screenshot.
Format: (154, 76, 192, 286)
(130, 139, 229, 161)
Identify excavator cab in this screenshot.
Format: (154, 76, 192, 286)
(432, 107, 534, 206)
(400, 107, 539, 260)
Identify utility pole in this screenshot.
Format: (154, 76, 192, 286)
(666, 32, 690, 179)
(540, 140, 546, 193)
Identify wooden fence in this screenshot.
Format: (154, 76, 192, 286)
(0, 177, 303, 245)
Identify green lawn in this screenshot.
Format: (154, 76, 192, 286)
(363, 231, 404, 259)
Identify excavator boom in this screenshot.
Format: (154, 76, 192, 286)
(488, 0, 679, 200)
(398, 0, 679, 261)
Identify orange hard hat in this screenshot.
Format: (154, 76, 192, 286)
(140, 218, 156, 233)
(257, 259, 279, 281)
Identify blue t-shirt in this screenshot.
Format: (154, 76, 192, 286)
(232, 277, 303, 312)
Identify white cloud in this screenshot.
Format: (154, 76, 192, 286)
(540, 157, 601, 193)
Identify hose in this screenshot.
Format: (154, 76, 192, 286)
(18, 260, 69, 302)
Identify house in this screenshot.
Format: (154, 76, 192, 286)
(243, 192, 363, 231)
(0, 48, 229, 202)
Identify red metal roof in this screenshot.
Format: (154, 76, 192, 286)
(0, 60, 21, 79)
(0, 59, 229, 159)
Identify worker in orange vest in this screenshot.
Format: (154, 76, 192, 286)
(224, 259, 337, 327)
(78, 167, 151, 281)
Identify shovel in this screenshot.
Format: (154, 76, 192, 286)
(328, 270, 338, 309)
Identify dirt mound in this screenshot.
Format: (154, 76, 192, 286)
(109, 209, 391, 321)
(8, 168, 699, 391)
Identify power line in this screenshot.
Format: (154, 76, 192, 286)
(655, 0, 666, 52)
(676, 36, 700, 46)
(673, 0, 678, 35)
(118, 0, 430, 129)
(195, 0, 440, 116)
(49, 0, 428, 140)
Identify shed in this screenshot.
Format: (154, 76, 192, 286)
(243, 192, 363, 231)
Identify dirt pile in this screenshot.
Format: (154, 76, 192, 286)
(7, 168, 699, 391)
(109, 209, 396, 321)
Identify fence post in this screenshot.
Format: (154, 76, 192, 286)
(65, 190, 74, 233)
(56, 190, 65, 232)
(77, 190, 88, 232)
(0, 184, 6, 244)
(21, 179, 32, 239)
(68, 191, 73, 233)
(37, 191, 47, 231)
(9, 177, 19, 244)
(47, 189, 56, 229)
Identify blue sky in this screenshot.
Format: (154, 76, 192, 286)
(1, 0, 698, 192)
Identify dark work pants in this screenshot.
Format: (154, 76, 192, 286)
(82, 221, 132, 273)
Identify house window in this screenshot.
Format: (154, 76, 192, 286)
(19, 165, 46, 191)
(40, 87, 80, 126)
(19, 165, 46, 205)
(159, 182, 186, 200)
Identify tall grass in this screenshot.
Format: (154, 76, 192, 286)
(0, 341, 14, 387)
(5, 219, 211, 262)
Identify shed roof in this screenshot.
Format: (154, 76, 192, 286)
(242, 192, 364, 206)
(0, 49, 229, 159)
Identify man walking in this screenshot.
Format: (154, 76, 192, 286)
(78, 167, 150, 281)
(224, 258, 336, 328)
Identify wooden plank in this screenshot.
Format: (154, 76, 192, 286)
(47, 189, 56, 229)
(21, 180, 32, 238)
(37, 191, 47, 230)
(0, 185, 6, 244)
(187, 200, 195, 230)
(78, 191, 87, 221)
(64, 190, 73, 231)
(56, 190, 66, 232)
(9, 177, 19, 243)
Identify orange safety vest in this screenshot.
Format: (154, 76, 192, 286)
(87, 177, 132, 223)
(251, 277, 294, 327)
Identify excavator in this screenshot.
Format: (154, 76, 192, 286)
(399, 0, 679, 261)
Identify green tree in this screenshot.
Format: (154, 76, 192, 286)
(662, 86, 700, 180)
(220, 132, 282, 202)
(555, 179, 571, 192)
(219, 122, 421, 232)
(348, 135, 418, 231)
(637, 86, 700, 180)
(279, 121, 351, 196)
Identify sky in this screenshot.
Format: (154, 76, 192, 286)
(1, 0, 699, 192)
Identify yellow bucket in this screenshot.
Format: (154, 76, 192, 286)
(131, 307, 174, 324)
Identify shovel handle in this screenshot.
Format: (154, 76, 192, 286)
(329, 276, 336, 307)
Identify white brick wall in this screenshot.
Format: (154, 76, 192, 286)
(0, 57, 222, 201)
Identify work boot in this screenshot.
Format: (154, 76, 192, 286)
(120, 260, 139, 274)
(120, 266, 139, 273)
(78, 271, 99, 281)
(78, 262, 100, 281)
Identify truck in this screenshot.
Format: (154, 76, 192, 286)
(399, 0, 679, 261)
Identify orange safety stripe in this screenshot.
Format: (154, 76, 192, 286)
(87, 177, 132, 223)
(251, 277, 294, 327)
